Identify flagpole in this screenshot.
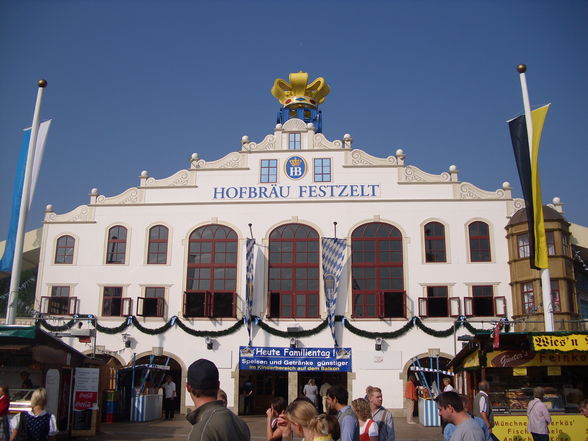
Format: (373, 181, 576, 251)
(516, 65, 554, 332)
(6, 80, 47, 325)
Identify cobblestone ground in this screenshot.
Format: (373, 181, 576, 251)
(76, 414, 443, 441)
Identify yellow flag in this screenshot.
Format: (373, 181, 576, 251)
(530, 104, 550, 269)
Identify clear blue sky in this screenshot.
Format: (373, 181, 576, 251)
(1, 0, 587, 241)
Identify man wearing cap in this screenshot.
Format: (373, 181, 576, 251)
(186, 359, 250, 441)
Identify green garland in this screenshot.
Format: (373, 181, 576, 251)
(37, 319, 76, 332)
(414, 317, 457, 338)
(131, 316, 173, 335)
(254, 316, 328, 338)
(342, 316, 415, 338)
(175, 317, 244, 337)
(37, 314, 491, 341)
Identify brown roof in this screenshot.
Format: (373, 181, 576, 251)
(507, 205, 566, 227)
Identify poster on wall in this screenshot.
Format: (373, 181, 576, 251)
(73, 368, 99, 411)
(239, 346, 352, 372)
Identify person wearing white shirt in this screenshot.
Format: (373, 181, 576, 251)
(161, 375, 177, 420)
(443, 378, 454, 392)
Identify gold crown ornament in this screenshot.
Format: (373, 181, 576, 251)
(271, 72, 330, 108)
(288, 157, 303, 166)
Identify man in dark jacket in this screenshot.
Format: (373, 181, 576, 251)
(185, 359, 250, 441)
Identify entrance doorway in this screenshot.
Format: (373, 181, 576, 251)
(238, 371, 288, 415)
(298, 372, 347, 413)
(409, 355, 453, 395)
(133, 355, 183, 413)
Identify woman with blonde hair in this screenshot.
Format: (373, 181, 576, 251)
(9, 388, 57, 441)
(351, 398, 378, 441)
(280, 399, 333, 441)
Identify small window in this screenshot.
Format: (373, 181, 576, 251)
(314, 158, 331, 182)
(472, 285, 494, 316)
(567, 281, 575, 313)
(102, 287, 130, 316)
(469, 222, 491, 262)
(546, 231, 556, 256)
(517, 233, 530, 258)
(521, 282, 535, 314)
(147, 225, 168, 264)
(47, 286, 71, 315)
(562, 234, 570, 257)
(426, 286, 449, 317)
(424, 222, 446, 262)
(106, 226, 127, 264)
(260, 159, 278, 183)
(55, 235, 75, 264)
(138, 287, 165, 317)
(289, 133, 301, 150)
(550, 280, 561, 312)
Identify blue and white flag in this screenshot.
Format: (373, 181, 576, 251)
(245, 238, 255, 346)
(321, 237, 346, 347)
(0, 120, 51, 273)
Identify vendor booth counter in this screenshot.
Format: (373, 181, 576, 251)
(449, 331, 588, 440)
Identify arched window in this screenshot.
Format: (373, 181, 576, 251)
(268, 223, 319, 318)
(351, 222, 405, 318)
(147, 225, 169, 264)
(106, 226, 127, 264)
(468, 221, 491, 262)
(424, 222, 446, 262)
(185, 225, 237, 318)
(55, 235, 75, 264)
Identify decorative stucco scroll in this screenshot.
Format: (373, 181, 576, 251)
(144, 169, 196, 187)
(45, 205, 96, 223)
(398, 165, 451, 183)
(313, 133, 343, 150)
(242, 134, 276, 152)
(344, 149, 400, 167)
(190, 152, 248, 169)
(95, 188, 144, 205)
(456, 182, 509, 200)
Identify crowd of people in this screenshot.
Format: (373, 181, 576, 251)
(1, 363, 587, 441)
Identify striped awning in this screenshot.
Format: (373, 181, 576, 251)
(409, 366, 454, 376)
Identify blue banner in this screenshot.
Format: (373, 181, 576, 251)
(0, 130, 31, 272)
(239, 346, 352, 372)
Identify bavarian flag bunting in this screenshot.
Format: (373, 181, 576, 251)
(508, 104, 550, 269)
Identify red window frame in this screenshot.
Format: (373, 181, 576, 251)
(424, 222, 446, 263)
(521, 282, 535, 314)
(147, 225, 168, 264)
(41, 286, 77, 315)
(469, 221, 491, 262)
(549, 280, 561, 312)
(102, 286, 131, 316)
(465, 285, 496, 317)
(268, 224, 320, 318)
(186, 225, 238, 318)
(137, 287, 165, 317)
(106, 226, 127, 264)
(517, 233, 530, 258)
(351, 222, 404, 318)
(422, 286, 449, 317)
(55, 235, 75, 264)
(183, 291, 236, 318)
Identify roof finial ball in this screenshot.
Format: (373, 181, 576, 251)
(516, 64, 527, 73)
(38, 79, 48, 88)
